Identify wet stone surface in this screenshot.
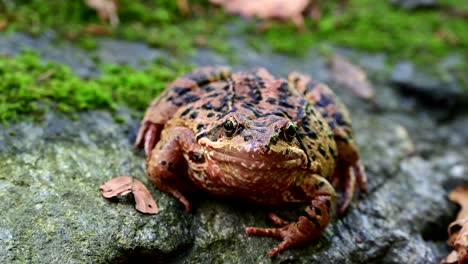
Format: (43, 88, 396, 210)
(1, 32, 468, 263)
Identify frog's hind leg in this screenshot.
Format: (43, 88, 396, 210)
(246, 175, 336, 257)
(289, 72, 367, 212)
(136, 66, 232, 155)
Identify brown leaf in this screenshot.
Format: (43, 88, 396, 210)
(0, 19, 7, 31)
(329, 54, 375, 100)
(442, 185, 468, 264)
(84, 24, 113, 35)
(449, 185, 468, 221)
(177, 0, 190, 15)
(100, 176, 159, 214)
(210, 0, 311, 29)
(84, 0, 119, 26)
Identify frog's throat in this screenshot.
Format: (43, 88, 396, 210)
(198, 138, 307, 170)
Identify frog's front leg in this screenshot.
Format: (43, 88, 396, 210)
(146, 126, 200, 212)
(246, 175, 336, 257)
(135, 66, 231, 156)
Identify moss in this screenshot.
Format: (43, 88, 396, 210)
(0, 51, 192, 123)
(1, 0, 230, 54)
(2, 0, 467, 66)
(252, 0, 468, 65)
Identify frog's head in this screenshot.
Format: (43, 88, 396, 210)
(198, 111, 309, 171)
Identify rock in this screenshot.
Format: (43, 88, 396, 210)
(389, 0, 439, 9)
(0, 111, 192, 263)
(0, 107, 460, 263)
(1, 32, 467, 263)
(390, 61, 465, 109)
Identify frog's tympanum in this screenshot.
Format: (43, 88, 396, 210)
(101, 67, 367, 257)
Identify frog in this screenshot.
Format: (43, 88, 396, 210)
(101, 66, 367, 257)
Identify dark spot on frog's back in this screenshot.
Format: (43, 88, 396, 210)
(318, 145, 327, 157)
(201, 85, 215, 92)
(332, 112, 349, 126)
(279, 100, 294, 109)
(190, 112, 199, 119)
(173, 87, 191, 96)
(180, 107, 192, 117)
(202, 102, 213, 110)
(329, 146, 337, 158)
(207, 112, 215, 118)
(183, 94, 200, 103)
(303, 125, 318, 139)
(266, 97, 276, 105)
(316, 95, 333, 107)
(196, 123, 204, 130)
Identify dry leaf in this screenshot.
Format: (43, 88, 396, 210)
(0, 19, 7, 31)
(84, 24, 113, 35)
(100, 176, 159, 214)
(84, 0, 119, 26)
(37, 68, 57, 82)
(177, 0, 190, 15)
(329, 54, 375, 100)
(210, 0, 311, 29)
(449, 186, 468, 221)
(442, 185, 468, 264)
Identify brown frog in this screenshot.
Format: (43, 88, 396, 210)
(101, 67, 367, 256)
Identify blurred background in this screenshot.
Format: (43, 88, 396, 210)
(0, 1, 467, 263)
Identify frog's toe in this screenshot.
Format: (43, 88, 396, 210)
(269, 213, 291, 226)
(135, 121, 149, 148)
(246, 226, 282, 238)
(135, 121, 160, 156)
(354, 161, 367, 192)
(338, 168, 356, 215)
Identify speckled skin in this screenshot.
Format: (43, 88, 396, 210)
(135, 67, 367, 256)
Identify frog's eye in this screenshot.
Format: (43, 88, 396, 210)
(223, 117, 238, 136)
(283, 123, 297, 141)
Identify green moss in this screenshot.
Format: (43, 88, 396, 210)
(253, 0, 468, 64)
(0, 51, 192, 123)
(1, 0, 230, 54)
(2, 1, 467, 64)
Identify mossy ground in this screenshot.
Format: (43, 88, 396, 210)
(0, 51, 192, 123)
(0, 0, 467, 122)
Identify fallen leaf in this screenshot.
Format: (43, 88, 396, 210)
(442, 185, 468, 264)
(210, 0, 311, 29)
(84, 0, 119, 26)
(449, 185, 468, 221)
(100, 176, 159, 214)
(0, 19, 7, 31)
(84, 24, 113, 35)
(329, 54, 375, 100)
(177, 0, 190, 15)
(37, 68, 57, 82)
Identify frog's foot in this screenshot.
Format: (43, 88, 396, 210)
(246, 195, 332, 257)
(100, 176, 159, 214)
(337, 161, 367, 214)
(135, 121, 161, 156)
(354, 160, 367, 193)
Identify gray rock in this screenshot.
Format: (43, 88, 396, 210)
(1, 31, 467, 263)
(0, 32, 167, 76)
(0, 106, 462, 263)
(391, 60, 465, 108)
(389, 0, 439, 9)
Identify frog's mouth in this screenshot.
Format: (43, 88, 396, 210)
(198, 138, 307, 170)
